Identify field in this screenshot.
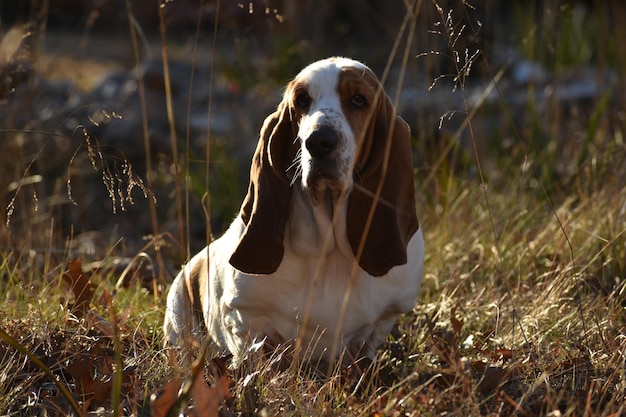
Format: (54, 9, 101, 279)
(1, 1, 625, 416)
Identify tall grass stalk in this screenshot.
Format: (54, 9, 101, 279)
(157, 1, 186, 264)
(123, 0, 167, 279)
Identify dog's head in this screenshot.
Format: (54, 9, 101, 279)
(229, 57, 419, 277)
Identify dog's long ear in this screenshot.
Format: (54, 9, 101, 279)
(347, 87, 419, 277)
(229, 100, 298, 274)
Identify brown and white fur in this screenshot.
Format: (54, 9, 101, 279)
(163, 57, 424, 364)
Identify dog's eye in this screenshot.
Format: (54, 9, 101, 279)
(295, 92, 311, 109)
(350, 94, 367, 109)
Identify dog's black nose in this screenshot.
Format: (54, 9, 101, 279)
(305, 128, 339, 158)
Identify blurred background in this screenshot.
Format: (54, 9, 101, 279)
(1, 0, 624, 276)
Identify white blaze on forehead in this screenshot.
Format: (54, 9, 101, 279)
(295, 57, 369, 87)
(299, 57, 369, 74)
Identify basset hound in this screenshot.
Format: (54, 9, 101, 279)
(163, 57, 424, 364)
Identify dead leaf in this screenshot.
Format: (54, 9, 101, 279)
(479, 347, 514, 363)
(61, 259, 97, 317)
(150, 378, 182, 417)
(84, 310, 115, 338)
(450, 306, 463, 339)
(475, 364, 508, 394)
(190, 373, 232, 417)
(429, 329, 459, 366)
(66, 351, 112, 411)
(149, 372, 232, 417)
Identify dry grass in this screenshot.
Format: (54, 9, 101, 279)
(2, 169, 624, 416)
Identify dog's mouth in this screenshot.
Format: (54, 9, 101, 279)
(307, 176, 349, 205)
(304, 154, 354, 204)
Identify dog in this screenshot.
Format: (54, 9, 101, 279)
(163, 57, 424, 365)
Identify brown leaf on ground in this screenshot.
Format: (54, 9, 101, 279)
(473, 363, 508, 394)
(66, 348, 112, 411)
(150, 378, 182, 417)
(61, 259, 97, 317)
(190, 373, 232, 417)
(450, 305, 464, 338)
(149, 372, 232, 417)
(479, 347, 514, 363)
